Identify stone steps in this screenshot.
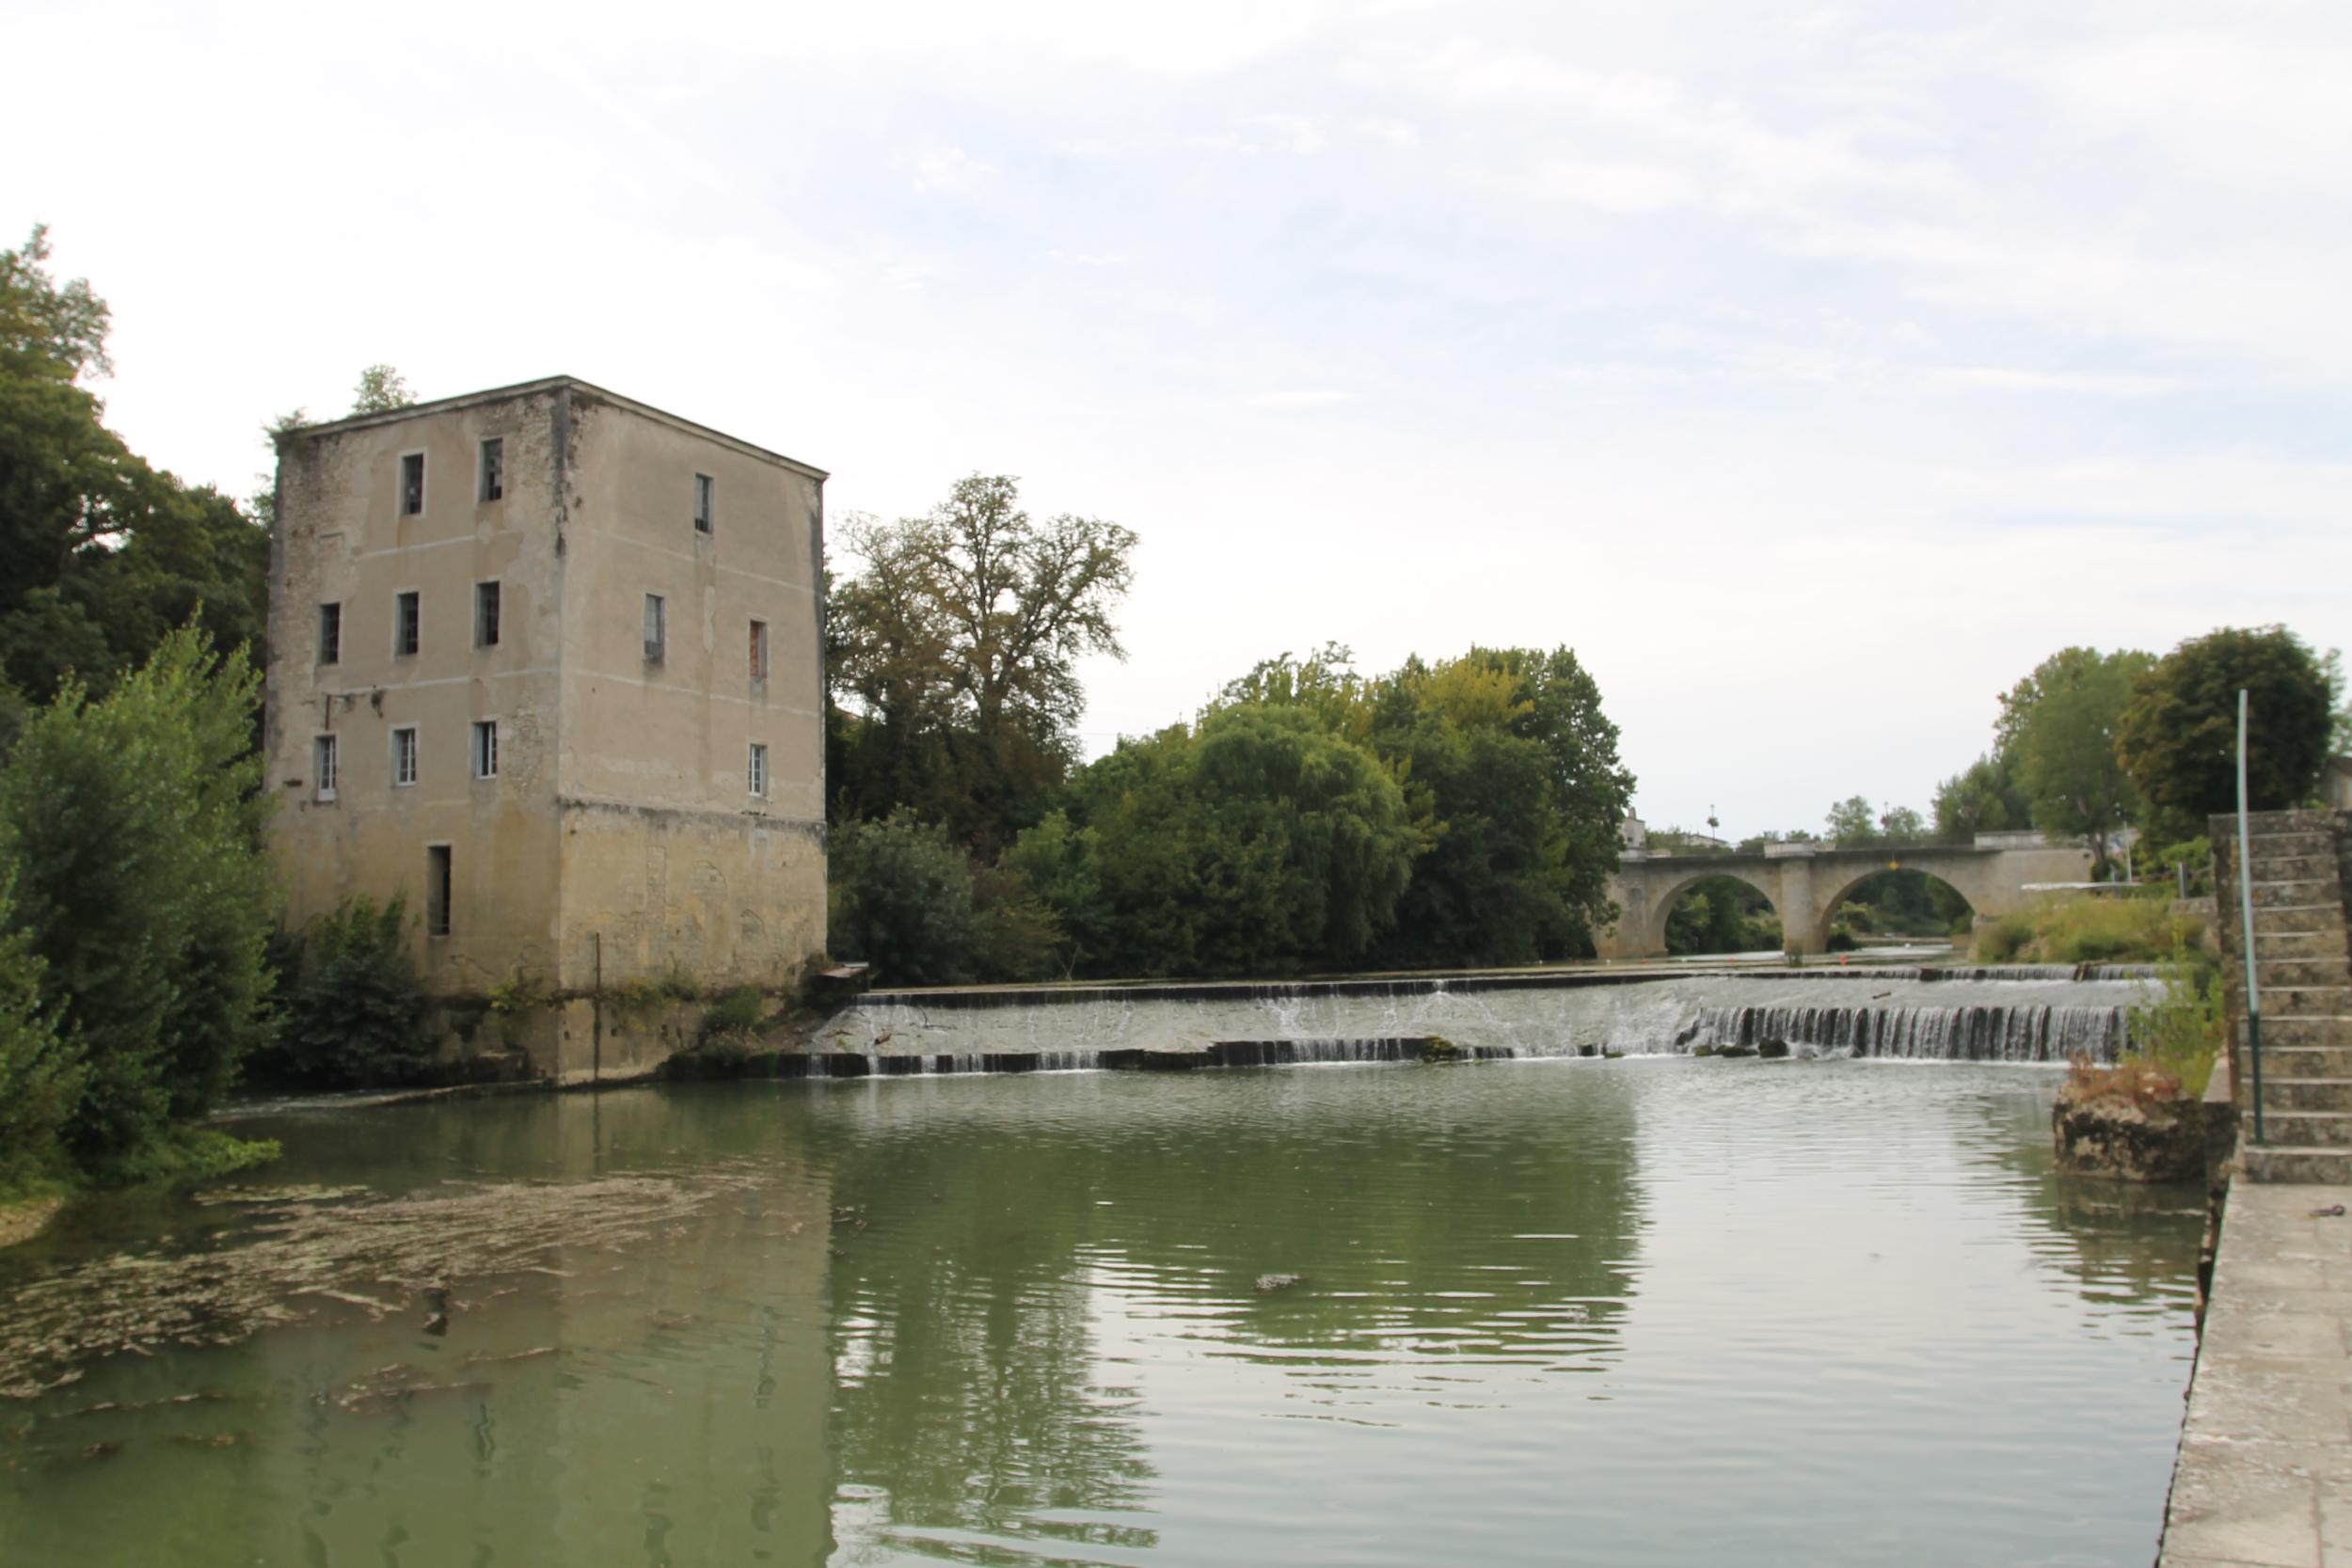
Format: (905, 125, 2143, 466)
(2252, 904, 2344, 936)
(2241, 1144, 2352, 1183)
(2255, 1109, 2352, 1146)
(2248, 853, 2344, 883)
(2249, 1017, 2352, 1048)
(2253, 879, 2344, 910)
(2260, 1077, 2352, 1111)
(2247, 829, 2337, 856)
(2264, 1043, 2352, 1077)
(2253, 930, 2352, 961)
(2255, 957, 2352, 989)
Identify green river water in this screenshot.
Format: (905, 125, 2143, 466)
(0, 1059, 2201, 1566)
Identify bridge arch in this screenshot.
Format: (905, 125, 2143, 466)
(1808, 863, 1977, 954)
(1646, 864, 1769, 949)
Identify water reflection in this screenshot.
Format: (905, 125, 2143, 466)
(0, 1062, 2198, 1568)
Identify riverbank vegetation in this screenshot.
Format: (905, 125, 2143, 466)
(1974, 894, 2209, 968)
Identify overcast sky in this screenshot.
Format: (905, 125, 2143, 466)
(12, 0, 2348, 837)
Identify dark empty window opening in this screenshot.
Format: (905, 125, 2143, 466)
(426, 846, 452, 936)
(318, 602, 342, 665)
(400, 452, 425, 516)
(475, 580, 501, 648)
(479, 438, 504, 502)
(395, 591, 421, 657)
(693, 473, 714, 534)
(644, 594, 666, 662)
(749, 619, 769, 683)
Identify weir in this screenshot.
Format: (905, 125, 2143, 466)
(811, 969, 2144, 1075)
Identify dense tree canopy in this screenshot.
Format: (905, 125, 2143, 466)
(2117, 626, 2334, 831)
(830, 475, 1137, 850)
(0, 228, 268, 713)
(1996, 646, 2151, 872)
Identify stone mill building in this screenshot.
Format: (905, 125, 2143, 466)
(263, 376, 828, 1065)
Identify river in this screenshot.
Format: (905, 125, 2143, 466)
(0, 1051, 2198, 1566)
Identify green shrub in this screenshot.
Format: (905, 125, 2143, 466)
(0, 630, 277, 1169)
(830, 811, 984, 986)
(1971, 894, 2199, 966)
(0, 872, 78, 1192)
(700, 985, 766, 1043)
(2127, 938, 2225, 1097)
(271, 895, 437, 1087)
(487, 970, 550, 1015)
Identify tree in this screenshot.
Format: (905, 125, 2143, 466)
(1825, 796, 1880, 845)
(1934, 752, 2029, 842)
(831, 475, 1137, 849)
(1998, 646, 2151, 873)
(268, 895, 435, 1086)
(0, 629, 275, 1173)
(0, 228, 268, 706)
(2117, 626, 2335, 832)
(0, 869, 76, 1189)
(1026, 706, 1415, 978)
(350, 364, 416, 413)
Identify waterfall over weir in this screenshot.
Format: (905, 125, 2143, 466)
(809, 969, 2145, 1076)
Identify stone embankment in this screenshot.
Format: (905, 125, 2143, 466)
(2156, 810, 2352, 1567)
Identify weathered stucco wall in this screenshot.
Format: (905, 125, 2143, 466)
(267, 385, 569, 990)
(551, 390, 827, 988)
(268, 377, 828, 1011)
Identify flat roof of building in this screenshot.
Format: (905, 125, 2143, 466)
(277, 375, 828, 482)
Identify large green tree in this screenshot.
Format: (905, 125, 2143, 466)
(1933, 752, 2030, 842)
(1996, 646, 2151, 874)
(0, 629, 276, 1173)
(0, 228, 268, 710)
(2117, 626, 2334, 832)
(1018, 705, 1415, 977)
(830, 475, 1136, 850)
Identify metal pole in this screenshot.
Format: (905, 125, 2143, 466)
(2237, 689, 2264, 1145)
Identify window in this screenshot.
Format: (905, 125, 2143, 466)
(395, 591, 421, 657)
(471, 720, 499, 780)
(313, 735, 339, 801)
(748, 742, 769, 799)
(479, 438, 504, 502)
(391, 725, 419, 786)
(749, 619, 769, 683)
(475, 580, 501, 648)
(643, 594, 666, 662)
(693, 473, 714, 534)
(425, 846, 452, 936)
(318, 602, 342, 665)
(400, 452, 425, 516)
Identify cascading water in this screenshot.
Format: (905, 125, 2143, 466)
(807, 970, 2148, 1075)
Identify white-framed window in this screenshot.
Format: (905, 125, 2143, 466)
(644, 593, 666, 662)
(475, 580, 501, 648)
(749, 618, 769, 683)
(313, 735, 339, 801)
(391, 724, 419, 787)
(400, 451, 425, 516)
(471, 720, 499, 780)
(479, 437, 504, 502)
(425, 845, 453, 936)
(318, 602, 342, 665)
(394, 590, 421, 657)
(748, 741, 769, 799)
(693, 473, 714, 534)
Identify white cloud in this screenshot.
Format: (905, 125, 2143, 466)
(1247, 389, 1363, 408)
(1925, 367, 2187, 397)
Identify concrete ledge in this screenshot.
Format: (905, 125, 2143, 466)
(2158, 1182, 2352, 1567)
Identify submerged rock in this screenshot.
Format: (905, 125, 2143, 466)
(1717, 1045, 1756, 1059)
(1253, 1273, 1304, 1293)
(1756, 1039, 1790, 1060)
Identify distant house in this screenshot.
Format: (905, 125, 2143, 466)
(265, 377, 828, 1013)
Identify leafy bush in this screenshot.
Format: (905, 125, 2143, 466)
(0, 629, 277, 1169)
(1970, 894, 2201, 966)
(699, 985, 766, 1043)
(2127, 939, 2224, 1097)
(830, 811, 984, 986)
(2117, 625, 2334, 828)
(272, 895, 437, 1087)
(0, 873, 78, 1192)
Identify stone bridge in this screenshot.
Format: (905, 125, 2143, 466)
(1598, 832, 2093, 958)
